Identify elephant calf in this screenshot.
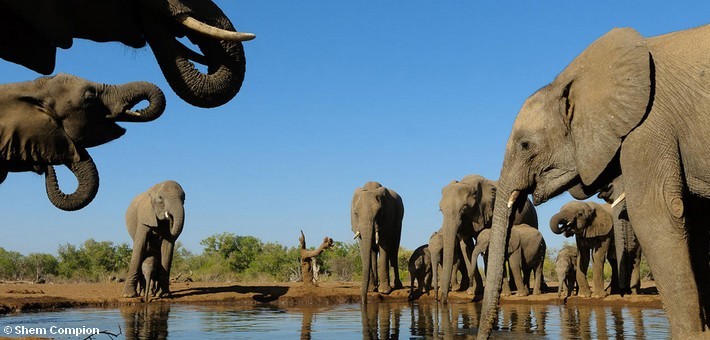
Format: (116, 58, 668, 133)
(140, 255, 161, 301)
(556, 246, 578, 298)
(407, 244, 432, 300)
(428, 230, 470, 299)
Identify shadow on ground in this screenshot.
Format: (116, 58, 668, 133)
(169, 285, 289, 302)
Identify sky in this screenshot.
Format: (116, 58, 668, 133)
(2, 1, 709, 256)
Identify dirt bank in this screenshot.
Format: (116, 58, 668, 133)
(0, 280, 662, 314)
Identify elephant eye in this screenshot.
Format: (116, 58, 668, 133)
(82, 88, 99, 107)
(520, 141, 530, 151)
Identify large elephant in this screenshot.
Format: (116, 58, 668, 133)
(0, 0, 254, 108)
(438, 174, 538, 302)
(598, 175, 643, 295)
(472, 224, 546, 297)
(479, 25, 710, 338)
(123, 180, 185, 298)
(351, 181, 404, 302)
(0, 73, 164, 210)
(550, 201, 619, 298)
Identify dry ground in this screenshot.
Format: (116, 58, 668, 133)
(0, 280, 662, 315)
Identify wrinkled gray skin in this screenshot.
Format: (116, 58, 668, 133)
(0, 0, 254, 108)
(0, 73, 164, 211)
(550, 201, 618, 298)
(408, 244, 432, 300)
(123, 181, 185, 298)
(438, 174, 538, 302)
(140, 254, 160, 301)
(556, 246, 578, 298)
(598, 176, 643, 295)
(428, 230, 469, 300)
(480, 25, 710, 338)
(351, 181, 404, 303)
(473, 224, 546, 296)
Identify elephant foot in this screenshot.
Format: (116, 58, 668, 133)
(578, 289, 592, 298)
(532, 288, 542, 296)
(393, 281, 404, 290)
(501, 291, 511, 297)
(379, 286, 393, 295)
(121, 285, 139, 298)
(516, 290, 529, 297)
(592, 291, 608, 298)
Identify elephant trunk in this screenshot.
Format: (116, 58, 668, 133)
(105, 82, 166, 122)
(44, 152, 99, 211)
(439, 218, 459, 302)
(168, 205, 185, 240)
(142, 3, 246, 108)
(613, 209, 637, 294)
(478, 179, 521, 339)
(549, 212, 569, 235)
(358, 223, 375, 303)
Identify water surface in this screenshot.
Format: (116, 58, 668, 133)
(0, 302, 669, 339)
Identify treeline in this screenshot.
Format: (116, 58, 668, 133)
(0, 235, 647, 284)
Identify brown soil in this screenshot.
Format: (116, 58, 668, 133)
(0, 280, 662, 315)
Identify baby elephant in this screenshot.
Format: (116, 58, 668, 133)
(140, 255, 161, 301)
(556, 246, 578, 298)
(408, 244, 432, 300)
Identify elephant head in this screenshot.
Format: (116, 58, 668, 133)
(549, 201, 613, 239)
(438, 174, 496, 301)
(479, 28, 652, 337)
(0, 73, 165, 211)
(140, 181, 186, 241)
(0, 0, 254, 108)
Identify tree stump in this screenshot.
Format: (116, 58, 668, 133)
(299, 230, 334, 286)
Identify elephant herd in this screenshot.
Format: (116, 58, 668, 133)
(350, 177, 644, 307)
(2, 2, 710, 338)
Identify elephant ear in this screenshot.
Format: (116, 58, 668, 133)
(480, 180, 497, 228)
(508, 228, 521, 254)
(138, 192, 160, 228)
(554, 28, 651, 185)
(0, 95, 80, 163)
(583, 203, 613, 238)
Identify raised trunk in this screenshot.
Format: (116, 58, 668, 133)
(439, 219, 459, 302)
(549, 213, 568, 234)
(478, 183, 517, 339)
(105, 82, 166, 123)
(44, 152, 99, 211)
(142, 8, 245, 108)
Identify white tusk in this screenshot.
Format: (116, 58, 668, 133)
(507, 190, 520, 208)
(566, 220, 574, 226)
(176, 14, 256, 41)
(375, 231, 379, 245)
(353, 231, 361, 239)
(611, 192, 626, 209)
(164, 211, 170, 219)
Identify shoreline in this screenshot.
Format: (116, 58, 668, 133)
(0, 281, 662, 314)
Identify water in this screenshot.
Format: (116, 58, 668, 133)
(0, 302, 669, 339)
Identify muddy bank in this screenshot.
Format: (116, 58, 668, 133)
(0, 281, 662, 314)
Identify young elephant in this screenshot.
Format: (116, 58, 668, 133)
(140, 254, 161, 301)
(428, 230, 470, 299)
(550, 201, 619, 298)
(408, 244, 432, 300)
(556, 246, 578, 298)
(473, 224, 546, 296)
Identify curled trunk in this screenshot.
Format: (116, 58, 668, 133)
(44, 152, 99, 211)
(142, 5, 246, 108)
(549, 213, 568, 234)
(106, 82, 166, 122)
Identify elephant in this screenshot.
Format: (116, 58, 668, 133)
(556, 246, 578, 298)
(598, 175, 643, 295)
(479, 25, 710, 338)
(407, 244, 432, 300)
(550, 201, 619, 298)
(472, 224, 546, 297)
(438, 174, 538, 302)
(351, 181, 404, 302)
(0, 0, 254, 108)
(140, 254, 160, 301)
(123, 180, 185, 298)
(0, 73, 165, 210)
(428, 230, 470, 300)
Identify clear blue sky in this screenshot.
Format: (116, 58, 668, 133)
(2, 1, 708, 255)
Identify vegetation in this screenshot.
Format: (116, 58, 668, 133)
(0, 234, 653, 285)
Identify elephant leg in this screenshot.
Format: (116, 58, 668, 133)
(533, 261, 544, 295)
(122, 225, 149, 298)
(591, 242, 608, 298)
(501, 263, 512, 297)
(378, 246, 392, 294)
(370, 250, 378, 292)
(576, 248, 592, 297)
(622, 151, 704, 336)
(508, 251, 527, 296)
(630, 248, 642, 295)
(389, 247, 403, 290)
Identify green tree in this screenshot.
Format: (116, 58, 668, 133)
(200, 233, 263, 272)
(22, 253, 59, 281)
(0, 247, 22, 280)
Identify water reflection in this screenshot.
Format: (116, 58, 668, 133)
(120, 303, 170, 340)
